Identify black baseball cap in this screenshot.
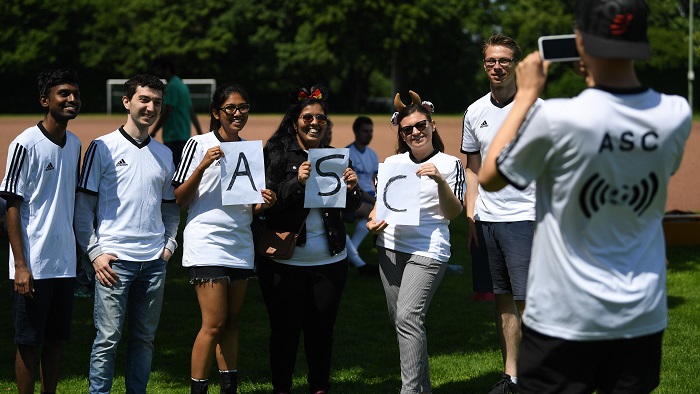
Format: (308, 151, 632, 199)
(576, 0, 651, 60)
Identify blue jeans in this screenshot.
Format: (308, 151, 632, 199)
(89, 258, 167, 394)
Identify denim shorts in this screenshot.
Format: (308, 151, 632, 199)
(478, 220, 534, 300)
(12, 278, 74, 345)
(189, 265, 255, 285)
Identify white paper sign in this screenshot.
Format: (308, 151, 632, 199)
(376, 163, 421, 226)
(220, 140, 265, 205)
(304, 148, 349, 208)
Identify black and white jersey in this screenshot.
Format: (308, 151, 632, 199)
(497, 87, 691, 340)
(377, 151, 465, 262)
(173, 131, 254, 268)
(1, 123, 81, 279)
(77, 128, 176, 261)
(462, 92, 538, 221)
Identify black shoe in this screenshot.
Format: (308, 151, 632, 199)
(357, 263, 379, 277)
(487, 374, 518, 394)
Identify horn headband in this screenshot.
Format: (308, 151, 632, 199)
(391, 90, 435, 126)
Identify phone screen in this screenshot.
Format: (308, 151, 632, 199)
(538, 35, 580, 62)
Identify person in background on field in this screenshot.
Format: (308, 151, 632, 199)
(74, 74, 180, 394)
(344, 116, 380, 276)
(479, 1, 691, 392)
(461, 34, 540, 394)
(1, 68, 82, 394)
(366, 91, 465, 394)
(257, 85, 362, 394)
(150, 56, 203, 166)
(173, 83, 277, 394)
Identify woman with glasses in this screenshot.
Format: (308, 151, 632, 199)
(367, 91, 465, 394)
(172, 83, 277, 394)
(256, 85, 362, 394)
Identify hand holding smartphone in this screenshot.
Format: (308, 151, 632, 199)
(538, 34, 580, 62)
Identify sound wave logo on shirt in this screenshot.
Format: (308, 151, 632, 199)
(116, 159, 128, 167)
(579, 172, 658, 218)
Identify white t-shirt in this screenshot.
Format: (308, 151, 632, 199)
(377, 151, 465, 262)
(275, 208, 347, 267)
(497, 87, 691, 340)
(347, 143, 379, 197)
(77, 128, 176, 262)
(1, 123, 81, 279)
(461, 92, 537, 221)
(173, 131, 255, 268)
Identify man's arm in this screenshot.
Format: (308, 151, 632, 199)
(150, 105, 173, 137)
(190, 105, 203, 135)
(465, 153, 481, 250)
(161, 201, 180, 262)
(6, 198, 32, 296)
(74, 192, 119, 286)
(480, 52, 549, 191)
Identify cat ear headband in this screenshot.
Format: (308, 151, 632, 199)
(391, 90, 434, 126)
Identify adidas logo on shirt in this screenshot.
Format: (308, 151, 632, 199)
(116, 159, 128, 167)
(45, 162, 55, 171)
(215, 160, 221, 167)
(480, 120, 489, 128)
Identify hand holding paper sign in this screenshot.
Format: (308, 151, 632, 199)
(375, 162, 421, 226)
(304, 148, 350, 208)
(220, 140, 266, 205)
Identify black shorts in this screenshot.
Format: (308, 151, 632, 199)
(189, 265, 254, 285)
(518, 325, 663, 394)
(12, 278, 74, 345)
(469, 221, 493, 293)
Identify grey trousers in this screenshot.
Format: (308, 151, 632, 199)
(377, 247, 447, 394)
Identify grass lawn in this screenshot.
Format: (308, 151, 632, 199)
(0, 212, 698, 393)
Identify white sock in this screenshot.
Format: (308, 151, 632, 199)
(510, 376, 518, 385)
(351, 219, 370, 248)
(346, 235, 366, 267)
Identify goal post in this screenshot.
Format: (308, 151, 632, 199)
(106, 78, 216, 114)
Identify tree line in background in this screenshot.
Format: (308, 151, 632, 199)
(0, 0, 696, 114)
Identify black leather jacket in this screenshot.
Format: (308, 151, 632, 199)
(260, 141, 362, 257)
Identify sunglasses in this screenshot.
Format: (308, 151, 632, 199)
(299, 113, 328, 124)
(218, 103, 251, 115)
(399, 120, 429, 136)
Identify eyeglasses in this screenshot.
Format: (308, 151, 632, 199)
(299, 113, 328, 124)
(484, 58, 514, 67)
(218, 103, 251, 115)
(399, 120, 429, 136)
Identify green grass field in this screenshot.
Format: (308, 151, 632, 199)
(1, 212, 698, 393)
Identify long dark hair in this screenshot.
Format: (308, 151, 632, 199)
(264, 97, 329, 186)
(394, 104, 444, 154)
(209, 83, 250, 132)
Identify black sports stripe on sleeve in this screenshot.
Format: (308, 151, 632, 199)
(78, 141, 99, 194)
(452, 159, 466, 205)
(173, 139, 198, 185)
(2, 143, 27, 195)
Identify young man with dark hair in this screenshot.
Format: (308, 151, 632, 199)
(480, 1, 691, 392)
(74, 74, 180, 394)
(461, 34, 540, 393)
(1, 68, 82, 394)
(150, 56, 203, 166)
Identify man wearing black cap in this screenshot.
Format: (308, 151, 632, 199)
(478, 1, 691, 393)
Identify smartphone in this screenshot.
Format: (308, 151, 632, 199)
(538, 34, 580, 62)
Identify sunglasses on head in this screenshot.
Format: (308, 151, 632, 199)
(299, 113, 328, 124)
(399, 120, 429, 136)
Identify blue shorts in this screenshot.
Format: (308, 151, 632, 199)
(189, 265, 254, 284)
(477, 220, 534, 300)
(12, 278, 74, 345)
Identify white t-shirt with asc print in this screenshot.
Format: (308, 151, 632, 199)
(1, 123, 81, 279)
(78, 128, 175, 262)
(377, 151, 465, 263)
(173, 131, 255, 269)
(497, 87, 691, 341)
